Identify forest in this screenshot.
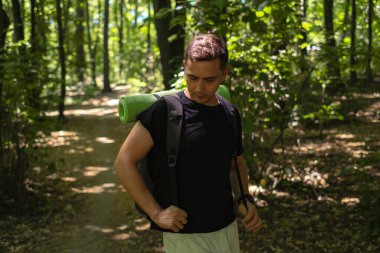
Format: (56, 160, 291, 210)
(1, 0, 380, 252)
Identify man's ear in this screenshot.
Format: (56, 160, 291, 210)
(222, 67, 229, 81)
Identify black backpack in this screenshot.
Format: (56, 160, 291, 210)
(135, 93, 247, 215)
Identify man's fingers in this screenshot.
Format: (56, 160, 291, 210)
(242, 212, 254, 224)
(176, 207, 188, 218)
(245, 217, 262, 233)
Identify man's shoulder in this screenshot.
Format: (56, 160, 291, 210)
(217, 95, 240, 114)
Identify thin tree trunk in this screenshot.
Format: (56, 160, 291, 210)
(146, 0, 152, 76)
(340, 0, 350, 42)
(102, 0, 111, 92)
(75, 0, 86, 82)
(39, 0, 47, 53)
(30, 0, 36, 53)
(57, 0, 66, 119)
(323, 0, 341, 83)
(133, 0, 138, 29)
(114, 0, 124, 80)
(85, 0, 97, 86)
(119, 0, 124, 79)
(11, 0, 25, 43)
(0, 1, 11, 188)
(300, 0, 308, 73)
(365, 0, 373, 81)
(301, 0, 307, 57)
(29, 0, 41, 108)
(350, 0, 357, 85)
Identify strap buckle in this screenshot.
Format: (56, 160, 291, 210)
(168, 155, 177, 168)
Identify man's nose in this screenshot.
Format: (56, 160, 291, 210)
(195, 80, 204, 93)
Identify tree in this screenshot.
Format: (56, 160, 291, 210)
(365, 0, 373, 81)
(30, 0, 36, 53)
(57, 0, 66, 119)
(323, 0, 342, 85)
(350, 0, 357, 85)
(146, 0, 152, 76)
(0, 0, 8, 50)
(340, 0, 351, 42)
(301, 0, 308, 58)
(153, 0, 185, 89)
(102, 0, 112, 92)
(114, 0, 125, 80)
(75, 0, 86, 82)
(85, 0, 100, 86)
(0, 0, 10, 189)
(11, 0, 24, 43)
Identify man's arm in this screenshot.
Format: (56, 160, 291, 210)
(230, 155, 262, 233)
(114, 121, 187, 232)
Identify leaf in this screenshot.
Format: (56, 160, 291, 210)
(168, 34, 178, 43)
(255, 11, 265, 18)
(302, 21, 312, 31)
(154, 7, 172, 20)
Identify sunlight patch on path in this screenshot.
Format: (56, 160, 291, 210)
(71, 182, 117, 194)
(95, 137, 115, 143)
(35, 130, 80, 147)
(83, 166, 109, 177)
(46, 107, 118, 117)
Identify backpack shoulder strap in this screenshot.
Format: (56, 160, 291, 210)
(217, 94, 248, 207)
(162, 93, 182, 206)
(217, 94, 238, 156)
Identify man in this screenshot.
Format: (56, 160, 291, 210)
(114, 34, 261, 253)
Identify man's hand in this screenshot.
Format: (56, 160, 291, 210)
(151, 205, 188, 232)
(238, 202, 261, 233)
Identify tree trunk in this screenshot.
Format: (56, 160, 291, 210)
(323, 0, 341, 86)
(301, 0, 307, 57)
(340, 0, 350, 42)
(75, 0, 86, 82)
(153, 0, 171, 89)
(39, 0, 48, 53)
(146, 0, 152, 76)
(133, 0, 138, 29)
(169, 0, 185, 76)
(365, 0, 373, 81)
(153, 0, 185, 89)
(11, 0, 25, 43)
(350, 0, 357, 85)
(30, 0, 36, 53)
(85, 0, 98, 86)
(114, 0, 125, 80)
(119, 0, 124, 79)
(102, 0, 112, 92)
(57, 0, 66, 119)
(29, 0, 41, 108)
(0, 1, 10, 191)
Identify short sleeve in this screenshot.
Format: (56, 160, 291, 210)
(136, 98, 167, 144)
(234, 107, 244, 156)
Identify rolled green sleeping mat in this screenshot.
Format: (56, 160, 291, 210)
(118, 85, 230, 123)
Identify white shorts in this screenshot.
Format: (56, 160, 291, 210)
(163, 219, 240, 253)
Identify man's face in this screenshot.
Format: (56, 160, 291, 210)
(184, 59, 227, 106)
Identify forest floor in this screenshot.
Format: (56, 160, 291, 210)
(1, 83, 380, 253)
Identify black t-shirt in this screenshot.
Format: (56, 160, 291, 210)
(136, 91, 244, 233)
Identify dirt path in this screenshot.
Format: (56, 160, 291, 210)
(33, 87, 163, 253)
(7, 84, 379, 253)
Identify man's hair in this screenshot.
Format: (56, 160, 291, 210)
(184, 34, 228, 70)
